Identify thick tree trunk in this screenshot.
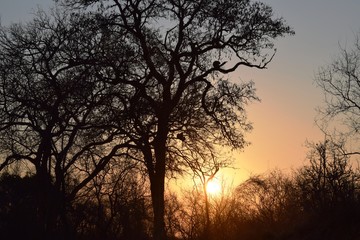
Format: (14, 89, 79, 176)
(150, 120, 168, 240)
(150, 172, 166, 240)
(34, 171, 56, 239)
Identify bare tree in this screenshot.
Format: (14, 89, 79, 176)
(236, 170, 299, 225)
(59, 0, 294, 238)
(0, 9, 132, 238)
(297, 139, 360, 212)
(315, 33, 360, 154)
(71, 160, 151, 240)
(185, 152, 228, 238)
(233, 170, 300, 239)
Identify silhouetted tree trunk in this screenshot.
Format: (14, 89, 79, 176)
(150, 173, 166, 240)
(150, 117, 168, 239)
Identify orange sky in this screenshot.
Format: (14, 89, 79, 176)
(227, 0, 360, 184)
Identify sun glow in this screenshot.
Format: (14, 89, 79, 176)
(206, 179, 222, 196)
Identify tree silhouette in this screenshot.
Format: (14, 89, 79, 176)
(0, 9, 132, 238)
(70, 162, 151, 240)
(59, 0, 294, 238)
(315, 33, 360, 155)
(297, 139, 360, 213)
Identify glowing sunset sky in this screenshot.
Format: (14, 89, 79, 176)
(1, 0, 360, 184)
(233, 0, 360, 182)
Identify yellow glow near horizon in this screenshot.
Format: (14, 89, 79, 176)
(206, 178, 222, 196)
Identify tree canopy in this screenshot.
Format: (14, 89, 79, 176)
(1, 0, 294, 239)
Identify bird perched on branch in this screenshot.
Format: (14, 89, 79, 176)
(213, 60, 221, 69)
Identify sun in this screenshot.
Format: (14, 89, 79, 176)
(206, 179, 222, 196)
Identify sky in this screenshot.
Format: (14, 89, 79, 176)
(232, 0, 360, 182)
(1, 0, 360, 185)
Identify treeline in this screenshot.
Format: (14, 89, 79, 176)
(1, 138, 360, 240)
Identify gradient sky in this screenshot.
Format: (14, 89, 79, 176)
(233, 0, 360, 182)
(1, 0, 360, 184)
